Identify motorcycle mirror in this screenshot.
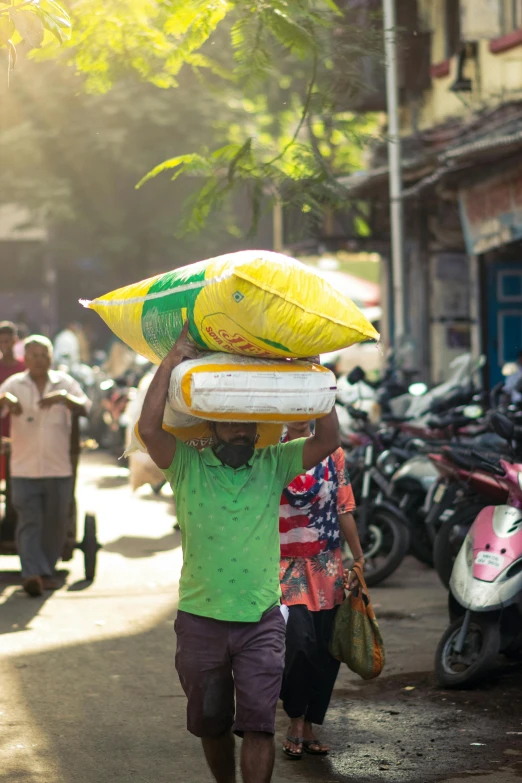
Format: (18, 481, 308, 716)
(347, 366, 366, 385)
(463, 404, 483, 420)
(490, 411, 515, 440)
(408, 382, 428, 397)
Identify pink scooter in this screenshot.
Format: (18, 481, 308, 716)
(435, 413, 522, 687)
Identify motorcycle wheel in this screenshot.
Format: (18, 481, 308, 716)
(433, 504, 484, 589)
(408, 517, 434, 567)
(343, 509, 410, 587)
(399, 492, 434, 567)
(435, 616, 500, 688)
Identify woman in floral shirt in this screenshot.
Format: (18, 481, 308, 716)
(280, 420, 364, 760)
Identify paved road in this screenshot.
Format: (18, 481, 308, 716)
(1, 452, 521, 783)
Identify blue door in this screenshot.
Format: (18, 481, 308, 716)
(487, 264, 522, 386)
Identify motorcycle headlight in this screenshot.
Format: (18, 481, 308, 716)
(376, 449, 400, 476)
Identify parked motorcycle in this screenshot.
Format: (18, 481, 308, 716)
(342, 406, 410, 586)
(430, 446, 509, 588)
(434, 412, 522, 687)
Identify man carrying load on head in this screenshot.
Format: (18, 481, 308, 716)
(139, 322, 341, 783)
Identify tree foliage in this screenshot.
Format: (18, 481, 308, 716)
(38, 0, 381, 236)
(3, 1, 381, 238)
(0, 0, 70, 83)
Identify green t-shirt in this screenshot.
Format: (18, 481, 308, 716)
(163, 438, 306, 622)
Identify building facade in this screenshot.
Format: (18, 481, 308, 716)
(341, 0, 522, 386)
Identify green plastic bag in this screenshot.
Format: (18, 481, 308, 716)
(330, 562, 385, 680)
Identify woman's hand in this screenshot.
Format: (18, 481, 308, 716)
(343, 557, 365, 591)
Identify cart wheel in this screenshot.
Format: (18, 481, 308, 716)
(81, 513, 101, 581)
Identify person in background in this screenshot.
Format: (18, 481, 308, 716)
(53, 321, 82, 369)
(138, 322, 341, 783)
(504, 350, 522, 404)
(279, 419, 364, 760)
(13, 322, 29, 362)
(0, 321, 25, 438)
(0, 336, 90, 597)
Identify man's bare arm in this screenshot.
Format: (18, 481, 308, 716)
(139, 322, 198, 469)
(302, 406, 340, 471)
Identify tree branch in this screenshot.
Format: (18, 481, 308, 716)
(263, 48, 318, 169)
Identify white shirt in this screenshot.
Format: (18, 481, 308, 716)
(0, 370, 91, 478)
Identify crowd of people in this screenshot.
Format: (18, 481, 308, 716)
(0, 318, 365, 783)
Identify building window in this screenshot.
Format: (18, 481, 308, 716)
(500, 0, 522, 33)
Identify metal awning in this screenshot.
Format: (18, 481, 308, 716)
(338, 104, 522, 200)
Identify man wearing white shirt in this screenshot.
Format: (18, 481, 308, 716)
(0, 336, 91, 596)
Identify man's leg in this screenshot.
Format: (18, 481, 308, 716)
(41, 477, 74, 577)
(241, 733, 275, 783)
(231, 607, 286, 783)
(202, 731, 236, 783)
(12, 479, 48, 580)
(174, 611, 236, 782)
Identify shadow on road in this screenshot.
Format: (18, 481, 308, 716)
(102, 531, 181, 559)
(0, 571, 53, 635)
(95, 474, 130, 490)
(67, 578, 94, 592)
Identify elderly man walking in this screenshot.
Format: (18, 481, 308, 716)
(0, 336, 90, 596)
(139, 322, 340, 783)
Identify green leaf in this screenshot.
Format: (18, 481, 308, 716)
(321, 0, 342, 13)
(10, 9, 45, 48)
(33, 7, 69, 43)
(40, 0, 71, 28)
(136, 153, 212, 188)
(263, 8, 315, 57)
(227, 138, 252, 182)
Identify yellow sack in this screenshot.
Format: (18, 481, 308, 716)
(83, 250, 379, 364)
(169, 354, 336, 423)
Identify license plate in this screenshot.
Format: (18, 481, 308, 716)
(475, 551, 504, 568)
(434, 483, 446, 504)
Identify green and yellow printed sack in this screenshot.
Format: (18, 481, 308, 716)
(330, 562, 385, 680)
(83, 250, 379, 365)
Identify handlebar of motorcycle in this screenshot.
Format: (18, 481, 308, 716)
(347, 405, 369, 422)
(429, 386, 474, 415)
(469, 449, 505, 476)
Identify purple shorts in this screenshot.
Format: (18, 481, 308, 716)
(174, 606, 286, 738)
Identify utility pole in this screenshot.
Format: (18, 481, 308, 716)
(383, 0, 406, 344)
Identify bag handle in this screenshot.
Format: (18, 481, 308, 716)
(350, 560, 371, 604)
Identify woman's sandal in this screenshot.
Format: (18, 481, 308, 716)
(303, 739, 329, 756)
(283, 735, 304, 760)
